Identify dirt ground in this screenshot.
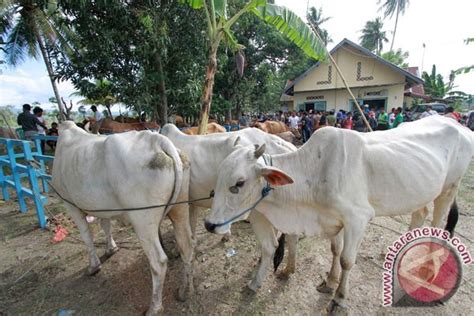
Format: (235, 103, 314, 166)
(1, 163, 473, 316)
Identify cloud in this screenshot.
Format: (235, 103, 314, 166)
(0, 65, 81, 110)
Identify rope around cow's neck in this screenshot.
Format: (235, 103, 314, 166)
(27, 160, 214, 213)
(212, 153, 274, 228)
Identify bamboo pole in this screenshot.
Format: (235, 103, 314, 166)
(308, 24, 373, 132)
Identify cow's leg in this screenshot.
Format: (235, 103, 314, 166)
(189, 204, 199, 238)
(432, 184, 459, 227)
(248, 211, 278, 292)
(168, 204, 195, 301)
(409, 206, 429, 230)
(328, 214, 370, 315)
(66, 205, 101, 275)
(100, 218, 119, 257)
(128, 212, 167, 316)
(279, 234, 299, 278)
(318, 230, 343, 294)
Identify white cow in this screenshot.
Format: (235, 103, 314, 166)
(205, 116, 473, 314)
(52, 122, 194, 315)
(160, 124, 299, 288)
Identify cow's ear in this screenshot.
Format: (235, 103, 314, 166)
(259, 166, 294, 186)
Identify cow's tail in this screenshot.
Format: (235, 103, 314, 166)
(160, 137, 184, 218)
(274, 233, 286, 272)
(444, 198, 459, 238)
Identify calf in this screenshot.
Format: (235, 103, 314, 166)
(52, 122, 194, 315)
(205, 116, 473, 314)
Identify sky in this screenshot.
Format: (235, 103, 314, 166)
(1, 0, 473, 111)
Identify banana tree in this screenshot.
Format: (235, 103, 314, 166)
(180, 0, 326, 134)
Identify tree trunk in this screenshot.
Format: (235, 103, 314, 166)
(156, 53, 168, 126)
(105, 104, 113, 118)
(34, 29, 66, 122)
(390, 5, 400, 51)
(198, 48, 218, 135)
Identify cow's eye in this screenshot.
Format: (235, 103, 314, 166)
(229, 186, 239, 194)
(236, 180, 245, 188)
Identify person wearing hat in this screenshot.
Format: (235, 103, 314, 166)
(17, 103, 47, 141)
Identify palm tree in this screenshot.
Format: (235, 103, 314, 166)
(1, 0, 71, 121)
(378, 0, 410, 51)
(360, 18, 388, 55)
(306, 7, 332, 46)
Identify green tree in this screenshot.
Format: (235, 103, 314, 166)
(360, 18, 388, 55)
(378, 0, 409, 51)
(381, 49, 409, 67)
(180, 0, 326, 134)
(0, 105, 18, 128)
(56, 0, 207, 125)
(422, 65, 455, 98)
(306, 7, 332, 46)
(1, 0, 71, 120)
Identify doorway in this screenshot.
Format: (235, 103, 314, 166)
(361, 98, 386, 112)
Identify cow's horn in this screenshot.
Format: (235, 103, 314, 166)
(233, 136, 241, 147)
(254, 143, 266, 158)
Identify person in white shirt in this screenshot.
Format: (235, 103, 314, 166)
(419, 105, 438, 119)
(33, 106, 47, 152)
(90, 105, 104, 121)
(288, 112, 300, 129)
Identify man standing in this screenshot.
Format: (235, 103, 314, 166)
(33, 106, 47, 152)
(377, 108, 389, 130)
(288, 112, 300, 129)
(301, 112, 313, 143)
(17, 104, 47, 141)
(444, 106, 461, 122)
(391, 107, 404, 128)
(90, 105, 103, 121)
(327, 110, 336, 127)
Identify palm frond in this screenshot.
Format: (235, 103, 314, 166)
(4, 17, 36, 65)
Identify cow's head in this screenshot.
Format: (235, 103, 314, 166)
(204, 144, 294, 234)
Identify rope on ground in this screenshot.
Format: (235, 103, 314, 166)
(369, 222, 403, 235)
(4, 250, 53, 289)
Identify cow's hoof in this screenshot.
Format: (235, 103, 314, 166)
(220, 234, 231, 243)
(105, 246, 119, 258)
(277, 265, 295, 279)
(87, 265, 101, 276)
(247, 281, 260, 293)
(326, 299, 348, 316)
(144, 305, 164, 316)
(317, 280, 336, 294)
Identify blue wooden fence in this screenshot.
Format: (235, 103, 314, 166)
(0, 135, 57, 229)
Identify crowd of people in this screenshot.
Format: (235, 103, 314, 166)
(240, 104, 469, 144)
(14, 102, 473, 148)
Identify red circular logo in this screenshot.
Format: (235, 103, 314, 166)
(397, 240, 462, 304)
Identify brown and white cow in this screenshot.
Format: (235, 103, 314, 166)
(254, 121, 288, 134)
(182, 122, 226, 135)
(86, 118, 159, 134)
